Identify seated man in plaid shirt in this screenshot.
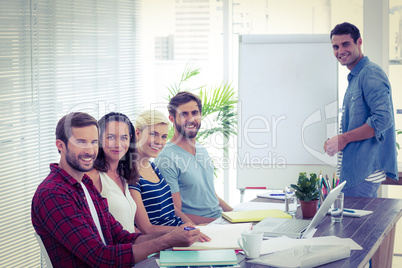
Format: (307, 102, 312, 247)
(31, 112, 199, 268)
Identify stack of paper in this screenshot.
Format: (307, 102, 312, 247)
(259, 236, 362, 255)
(248, 245, 350, 267)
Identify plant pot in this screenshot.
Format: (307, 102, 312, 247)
(299, 199, 319, 218)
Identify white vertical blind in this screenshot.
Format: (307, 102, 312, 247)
(0, 0, 142, 266)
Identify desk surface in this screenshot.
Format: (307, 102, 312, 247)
(382, 172, 402, 185)
(238, 196, 402, 268)
(135, 197, 402, 268)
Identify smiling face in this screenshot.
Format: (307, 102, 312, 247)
(136, 123, 168, 160)
(331, 34, 363, 70)
(62, 125, 99, 173)
(101, 121, 131, 164)
(171, 100, 201, 139)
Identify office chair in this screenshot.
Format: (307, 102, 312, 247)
(34, 232, 53, 268)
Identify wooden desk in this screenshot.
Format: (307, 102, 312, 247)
(238, 197, 402, 268)
(134, 197, 402, 268)
(382, 172, 402, 185)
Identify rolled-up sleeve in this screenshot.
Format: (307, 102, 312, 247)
(362, 67, 393, 142)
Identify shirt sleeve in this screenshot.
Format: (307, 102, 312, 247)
(155, 154, 180, 193)
(128, 182, 141, 192)
(361, 66, 394, 142)
(35, 188, 137, 268)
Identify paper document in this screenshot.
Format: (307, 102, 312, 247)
(260, 236, 362, 255)
(249, 245, 350, 268)
(326, 208, 373, 217)
(173, 222, 252, 250)
(257, 190, 286, 200)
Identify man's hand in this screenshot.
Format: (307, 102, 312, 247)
(324, 124, 375, 157)
(182, 223, 210, 242)
(164, 225, 200, 248)
(324, 135, 347, 156)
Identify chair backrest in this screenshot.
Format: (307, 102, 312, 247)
(34, 232, 53, 268)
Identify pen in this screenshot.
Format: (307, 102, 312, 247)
(325, 175, 331, 190)
(184, 227, 196, 231)
(269, 193, 285, 196)
(322, 177, 329, 191)
(333, 172, 336, 188)
(343, 209, 355, 213)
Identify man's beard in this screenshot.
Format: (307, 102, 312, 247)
(65, 147, 95, 172)
(174, 119, 200, 139)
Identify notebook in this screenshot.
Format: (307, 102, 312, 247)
(222, 209, 292, 223)
(253, 181, 346, 239)
(160, 249, 238, 266)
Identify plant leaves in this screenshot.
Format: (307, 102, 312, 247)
(293, 172, 319, 201)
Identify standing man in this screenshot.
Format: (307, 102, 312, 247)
(32, 112, 199, 268)
(155, 92, 232, 224)
(324, 22, 398, 197)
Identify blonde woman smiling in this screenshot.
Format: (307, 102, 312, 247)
(129, 110, 209, 241)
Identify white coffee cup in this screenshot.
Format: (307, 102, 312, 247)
(237, 230, 263, 259)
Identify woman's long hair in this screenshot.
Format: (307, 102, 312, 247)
(94, 112, 139, 185)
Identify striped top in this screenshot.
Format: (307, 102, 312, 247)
(129, 162, 184, 226)
(337, 108, 385, 184)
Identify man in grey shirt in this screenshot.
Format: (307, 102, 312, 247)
(155, 92, 233, 224)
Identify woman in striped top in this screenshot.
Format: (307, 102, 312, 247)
(129, 110, 208, 238)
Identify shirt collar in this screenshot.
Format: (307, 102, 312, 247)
(350, 56, 369, 76)
(50, 163, 93, 186)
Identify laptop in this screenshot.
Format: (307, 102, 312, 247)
(253, 181, 346, 239)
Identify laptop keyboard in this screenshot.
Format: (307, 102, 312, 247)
(274, 219, 311, 233)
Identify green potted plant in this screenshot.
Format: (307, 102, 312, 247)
(290, 172, 320, 218)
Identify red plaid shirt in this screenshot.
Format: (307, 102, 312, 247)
(32, 164, 140, 267)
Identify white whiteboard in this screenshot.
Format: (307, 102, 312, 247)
(237, 34, 338, 190)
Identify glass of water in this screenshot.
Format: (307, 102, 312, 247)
(331, 192, 344, 222)
(285, 186, 298, 216)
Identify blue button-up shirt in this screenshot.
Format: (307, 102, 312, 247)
(340, 56, 398, 189)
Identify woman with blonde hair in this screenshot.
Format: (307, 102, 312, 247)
(129, 110, 209, 238)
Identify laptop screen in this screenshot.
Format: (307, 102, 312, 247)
(302, 181, 346, 238)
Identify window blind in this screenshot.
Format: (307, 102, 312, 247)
(0, 0, 142, 266)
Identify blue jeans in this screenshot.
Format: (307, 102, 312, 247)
(342, 180, 381, 198)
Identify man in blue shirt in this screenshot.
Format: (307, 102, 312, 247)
(324, 22, 398, 197)
(155, 92, 233, 224)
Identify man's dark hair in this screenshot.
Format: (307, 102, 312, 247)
(330, 22, 361, 43)
(168, 91, 202, 118)
(93, 112, 139, 185)
(56, 112, 99, 151)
